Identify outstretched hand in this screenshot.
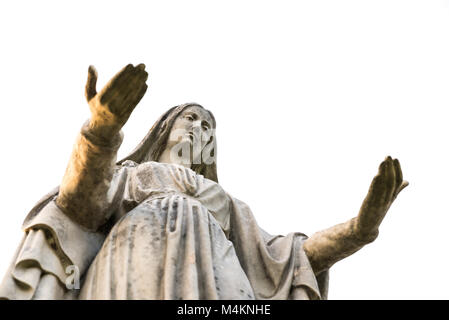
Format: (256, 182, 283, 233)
(355, 156, 408, 240)
(302, 156, 408, 275)
(86, 64, 148, 138)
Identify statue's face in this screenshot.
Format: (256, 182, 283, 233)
(165, 106, 214, 165)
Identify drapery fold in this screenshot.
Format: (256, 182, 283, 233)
(0, 161, 328, 300)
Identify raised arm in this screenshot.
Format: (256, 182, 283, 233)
(303, 156, 408, 275)
(56, 64, 148, 231)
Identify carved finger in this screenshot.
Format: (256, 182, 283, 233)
(369, 157, 393, 207)
(391, 158, 409, 200)
(106, 66, 147, 113)
(392, 158, 404, 196)
(85, 65, 98, 102)
(109, 68, 148, 116)
(99, 64, 134, 105)
(131, 82, 148, 110)
(119, 83, 148, 123)
(384, 156, 396, 203)
(393, 158, 402, 181)
(123, 68, 148, 104)
(105, 65, 138, 103)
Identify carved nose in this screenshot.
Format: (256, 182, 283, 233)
(191, 122, 202, 132)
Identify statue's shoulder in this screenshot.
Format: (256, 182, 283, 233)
(118, 160, 185, 176)
(115, 160, 155, 173)
(118, 160, 139, 168)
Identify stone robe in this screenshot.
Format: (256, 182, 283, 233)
(0, 127, 328, 300)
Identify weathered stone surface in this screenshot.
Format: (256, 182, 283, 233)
(0, 64, 407, 300)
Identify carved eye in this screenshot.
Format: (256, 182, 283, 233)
(202, 121, 210, 131)
(185, 115, 194, 121)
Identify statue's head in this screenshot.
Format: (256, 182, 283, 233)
(118, 103, 218, 182)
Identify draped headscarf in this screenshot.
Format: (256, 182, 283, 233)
(118, 102, 218, 182)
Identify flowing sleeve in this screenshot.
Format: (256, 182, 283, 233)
(191, 174, 328, 299)
(227, 197, 329, 300)
(0, 122, 134, 299)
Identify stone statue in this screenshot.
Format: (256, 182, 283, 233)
(0, 64, 408, 300)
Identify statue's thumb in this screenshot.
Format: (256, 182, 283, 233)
(85, 65, 98, 102)
(393, 180, 409, 200)
(398, 181, 409, 193)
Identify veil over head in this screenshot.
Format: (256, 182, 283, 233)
(118, 102, 218, 182)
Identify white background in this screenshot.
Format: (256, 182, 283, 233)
(0, 0, 448, 299)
